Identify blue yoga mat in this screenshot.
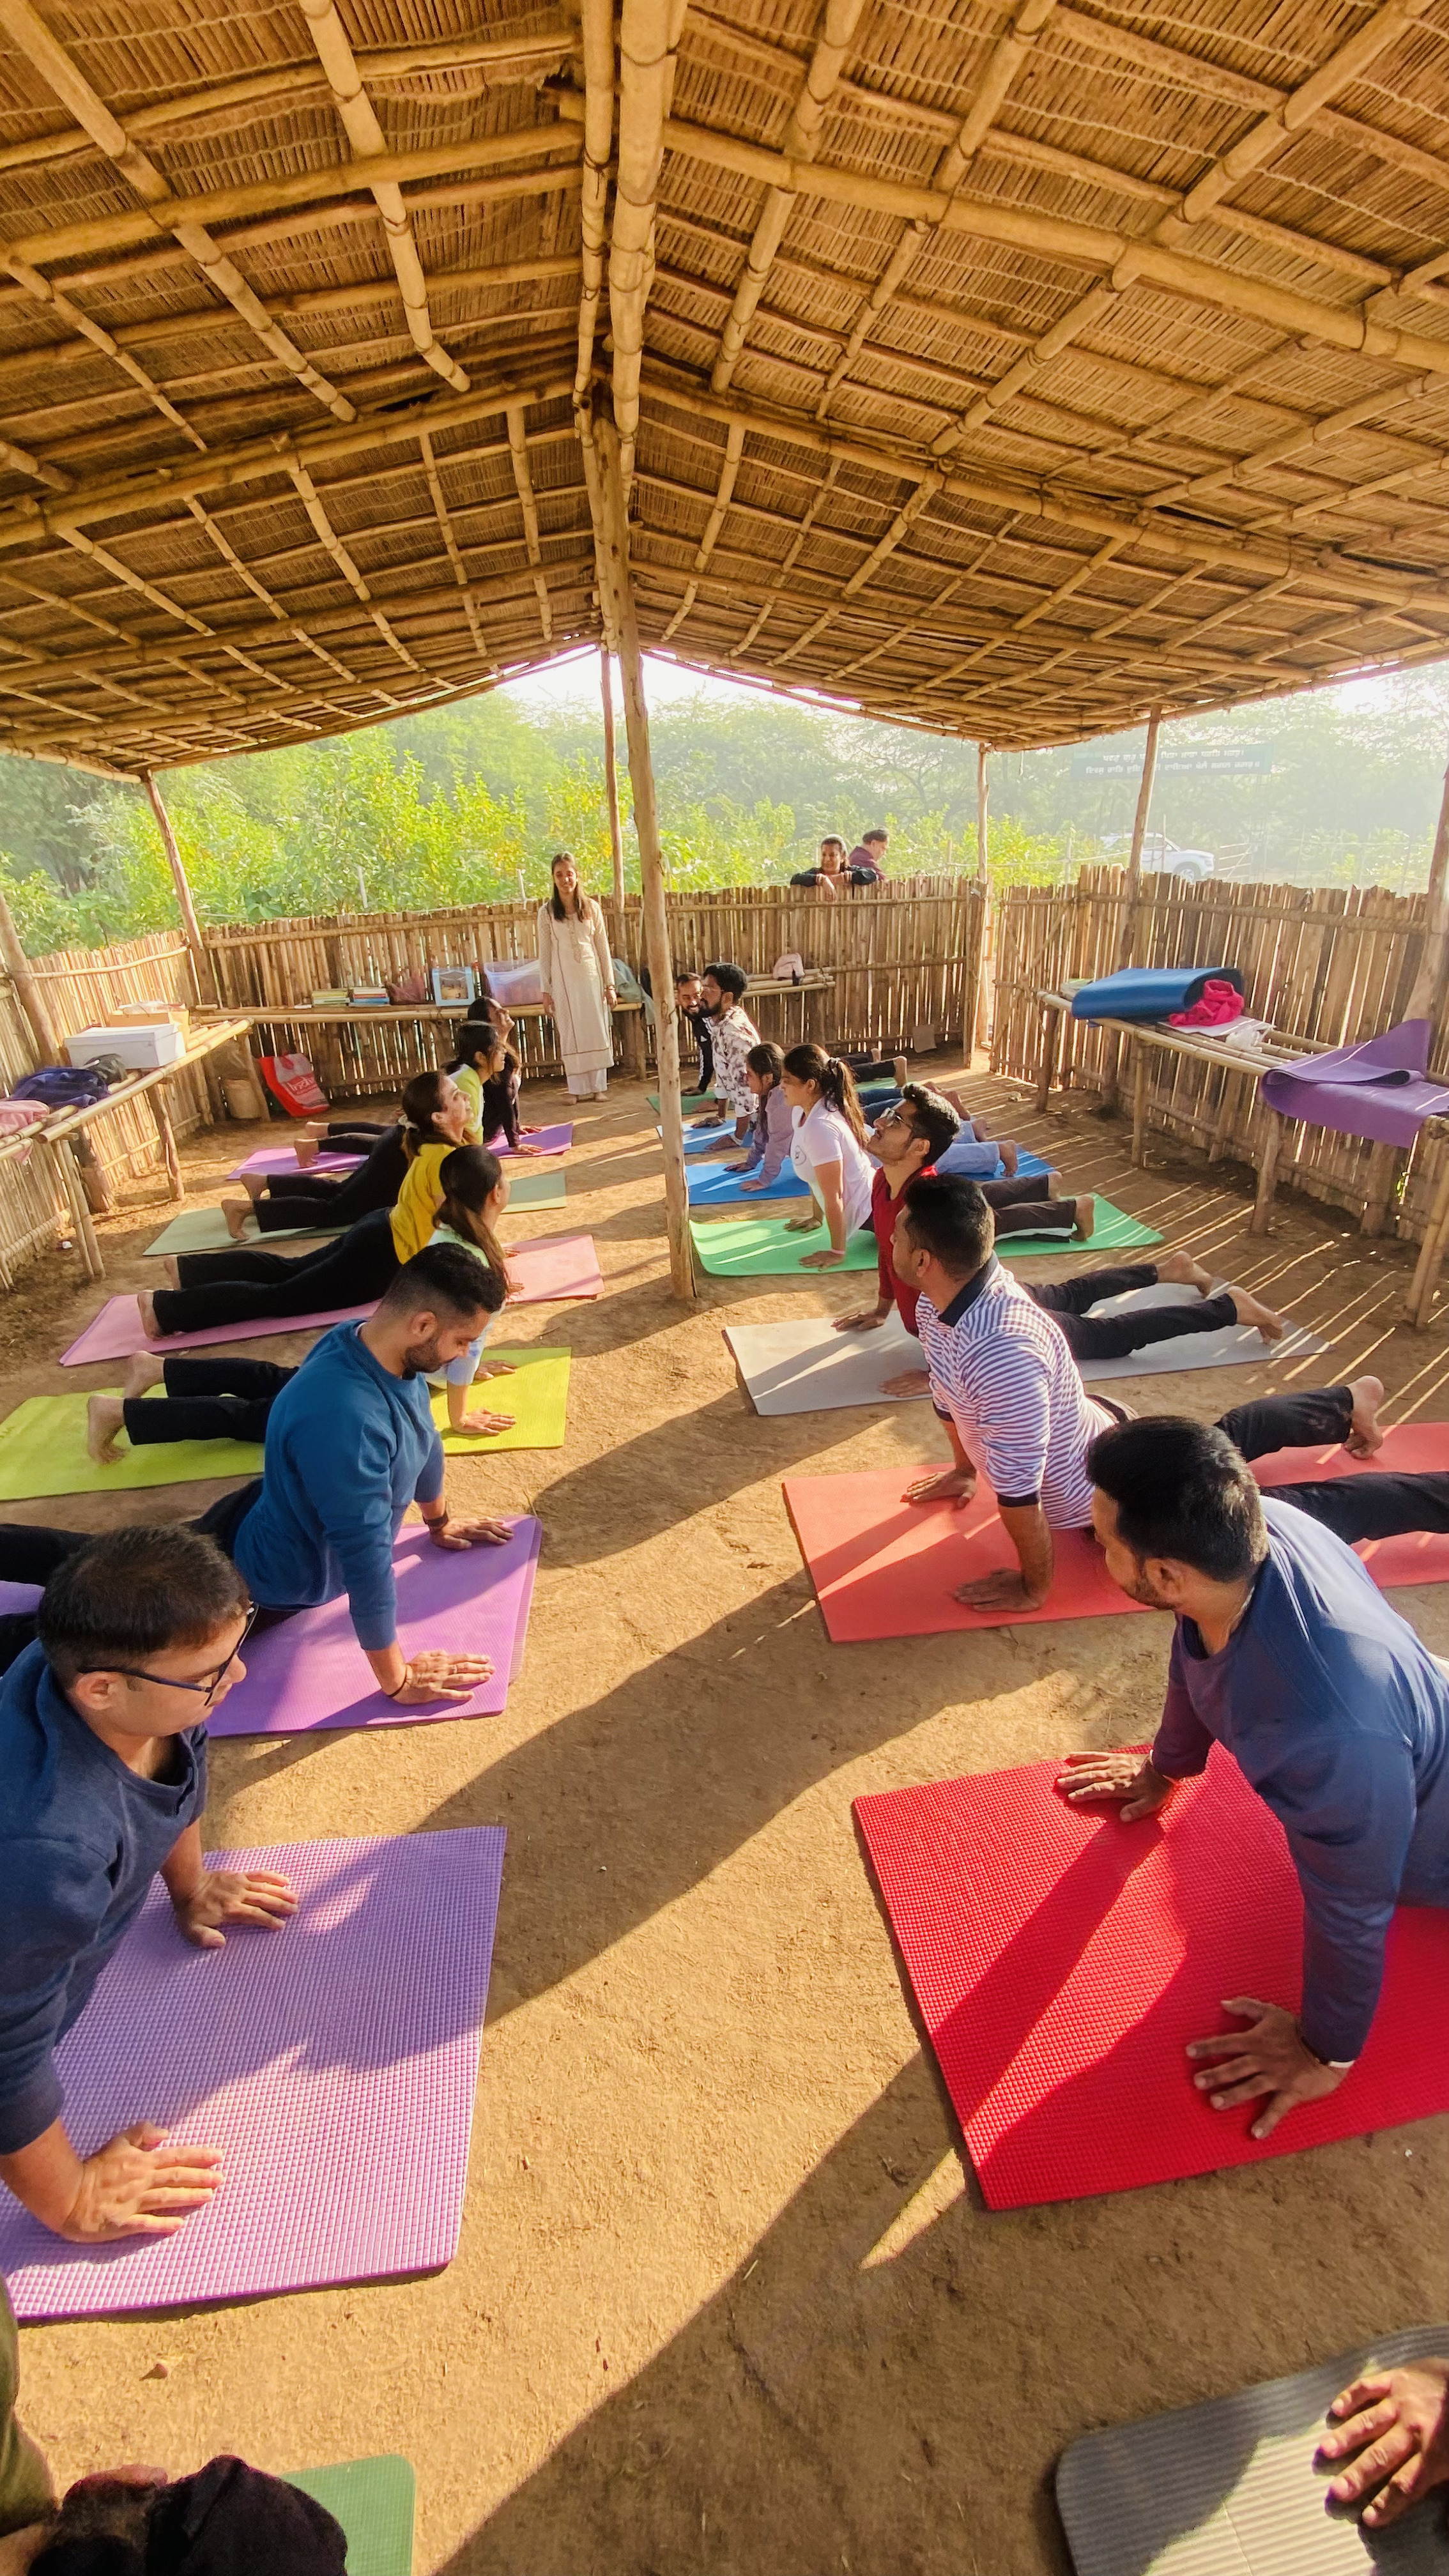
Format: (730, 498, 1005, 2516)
(687, 1158, 809, 1209)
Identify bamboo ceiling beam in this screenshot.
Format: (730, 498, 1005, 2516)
(298, 0, 467, 395)
(574, 0, 614, 408)
(418, 431, 490, 668)
(730, 456, 839, 657)
(660, 418, 745, 638)
(0, 24, 578, 178)
(813, 0, 1059, 423)
(0, 238, 203, 461)
(0, 125, 581, 274)
(0, 0, 360, 429)
(610, 0, 688, 481)
(710, 0, 870, 396)
(505, 401, 553, 645)
(660, 119, 1449, 410)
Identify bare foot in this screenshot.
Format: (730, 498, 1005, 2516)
(1071, 1195, 1096, 1240)
(121, 1352, 164, 1400)
(997, 1138, 1020, 1177)
(86, 1394, 126, 1464)
(136, 1291, 160, 1338)
(893, 1055, 908, 1089)
(240, 1172, 266, 1204)
(294, 1137, 320, 1167)
(1345, 1373, 1385, 1459)
(222, 1198, 252, 1241)
(1156, 1249, 1214, 1294)
(162, 1257, 180, 1289)
(903, 1465, 978, 1508)
(1224, 1284, 1285, 1343)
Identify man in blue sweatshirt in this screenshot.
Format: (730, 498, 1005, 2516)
(0, 1526, 295, 2242)
(1060, 1414, 1449, 2141)
(0, 1245, 512, 1707)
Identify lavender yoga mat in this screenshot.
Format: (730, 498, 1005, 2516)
(1261, 1019, 1449, 1146)
(486, 1121, 572, 1157)
(230, 1147, 364, 1177)
(207, 1521, 542, 1735)
(60, 1296, 373, 1366)
(0, 1827, 505, 2322)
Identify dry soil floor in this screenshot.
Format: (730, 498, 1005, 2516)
(10, 1064, 1449, 2576)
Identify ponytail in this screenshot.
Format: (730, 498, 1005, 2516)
(447, 1017, 507, 1080)
(399, 1068, 452, 1166)
(783, 1043, 866, 1145)
(746, 1040, 785, 1140)
(435, 1145, 508, 1283)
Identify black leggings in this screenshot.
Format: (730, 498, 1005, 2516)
(1211, 1386, 1449, 1544)
(124, 1356, 294, 1448)
(1032, 1262, 1240, 1362)
(153, 1205, 399, 1335)
(253, 1127, 404, 1233)
(0, 1479, 283, 1674)
(985, 1172, 1080, 1239)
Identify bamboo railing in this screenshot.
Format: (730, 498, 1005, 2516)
(203, 874, 985, 1096)
(993, 868, 1446, 1240)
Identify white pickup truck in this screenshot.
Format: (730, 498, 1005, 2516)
(1098, 831, 1215, 883)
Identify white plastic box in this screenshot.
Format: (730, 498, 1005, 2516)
(67, 1022, 185, 1070)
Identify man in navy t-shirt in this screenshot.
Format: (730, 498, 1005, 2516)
(1062, 1414, 1449, 2140)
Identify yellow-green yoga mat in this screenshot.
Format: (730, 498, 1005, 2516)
(0, 1392, 263, 1497)
(433, 1346, 571, 1450)
(285, 2457, 415, 2576)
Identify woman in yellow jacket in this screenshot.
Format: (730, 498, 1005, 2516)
(142, 1071, 471, 1337)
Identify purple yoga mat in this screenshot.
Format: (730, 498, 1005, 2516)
(1260, 1019, 1449, 1146)
(0, 1827, 505, 2320)
(487, 1121, 572, 1158)
(61, 1296, 372, 1366)
(0, 1580, 38, 1613)
(230, 1148, 365, 1177)
(208, 1520, 541, 1735)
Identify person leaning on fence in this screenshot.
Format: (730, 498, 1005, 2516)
(790, 835, 878, 894)
(846, 829, 888, 880)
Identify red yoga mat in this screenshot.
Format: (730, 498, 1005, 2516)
(855, 1748, 1449, 2208)
(785, 1423, 1449, 1640)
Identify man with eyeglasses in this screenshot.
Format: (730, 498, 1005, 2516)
(0, 1525, 295, 2246)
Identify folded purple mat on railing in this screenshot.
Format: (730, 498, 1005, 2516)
(230, 1147, 364, 1177)
(0, 1827, 505, 2320)
(1259, 1018, 1449, 1146)
(208, 1520, 541, 1735)
(61, 1295, 373, 1366)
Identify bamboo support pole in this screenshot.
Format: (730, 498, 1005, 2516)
(610, 0, 688, 482)
(1103, 710, 1160, 1110)
(574, 0, 613, 403)
(149, 1084, 183, 1201)
(1404, 751, 1449, 1022)
(601, 648, 625, 908)
(143, 772, 218, 1004)
(973, 741, 992, 1055)
(595, 410, 694, 1300)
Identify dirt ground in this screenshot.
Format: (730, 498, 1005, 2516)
(10, 1061, 1449, 2576)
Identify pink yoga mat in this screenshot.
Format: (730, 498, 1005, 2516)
(487, 1121, 572, 1157)
(505, 1231, 601, 1302)
(208, 1521, 541, 1735)
(60, 1297, 373, 1366)
(230, 1148, 364, 1177)
(0, 1827, 504, 2320)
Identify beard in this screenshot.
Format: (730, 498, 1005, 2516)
(1115, 1557, 1175, 1609)
(399, 1333, 446, 1379)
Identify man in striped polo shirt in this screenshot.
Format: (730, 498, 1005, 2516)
(892, 1174, 1449, 1616)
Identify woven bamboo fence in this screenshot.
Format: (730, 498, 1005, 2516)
(0, 928, 215, 1285)
(993, 869, 1447, 1241)
(204, 875, 984, 1097)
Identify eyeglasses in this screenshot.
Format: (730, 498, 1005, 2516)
(79, 1605, 258, 1708)
(875, 1104, 913, 1131)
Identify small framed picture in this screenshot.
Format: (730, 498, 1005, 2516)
(431, 965, 477, 1006)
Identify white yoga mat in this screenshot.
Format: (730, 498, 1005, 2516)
(726, 1289, 1329, 1416)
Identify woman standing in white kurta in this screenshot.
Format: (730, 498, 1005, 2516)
(537, 852, 617, 1100)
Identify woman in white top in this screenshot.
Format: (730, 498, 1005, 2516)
(781, 1044, 876, 1269)
(537, 850, 617, 1100)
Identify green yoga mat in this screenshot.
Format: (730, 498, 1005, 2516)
(690, 1218, 878, 1278)
(0, 1392, 261, 1498)
(649, 1089, 714, 1112)
(146, 1206, 335, 1255)
(286, 2457, 415, 2576)
(996, 1198, 1163, 1256)
(504, 1167, 567, 1210)
(433, 1346, 570, 1450)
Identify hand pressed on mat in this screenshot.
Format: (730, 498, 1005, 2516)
(1186, 1995, 1347, 2138)
(1321, 2357, 1449, 2527)
(2, 2116, 224, 2243)
(1057, 1751, 1176, 1823)
(172, 1867, 297, 1950)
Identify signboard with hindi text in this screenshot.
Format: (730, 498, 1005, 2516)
(1071, 742, 1274, 779)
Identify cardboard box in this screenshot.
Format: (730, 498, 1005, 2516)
(109, 997, 190, 1036)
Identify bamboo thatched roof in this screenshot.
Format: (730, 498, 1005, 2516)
(0, 0, 1448, 772)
